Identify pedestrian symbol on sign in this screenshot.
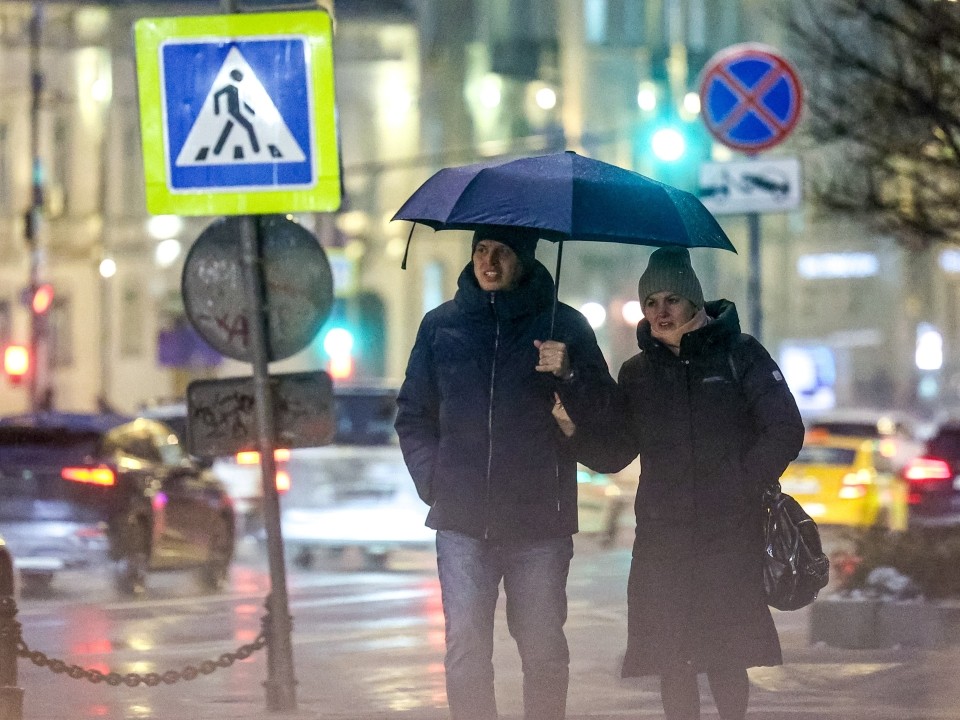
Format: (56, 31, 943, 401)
(175, 46, 306, 167)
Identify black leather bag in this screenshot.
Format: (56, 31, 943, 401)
(762, 485, 830, 610)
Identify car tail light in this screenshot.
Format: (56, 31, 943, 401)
(904, 456, 952, 505)
(838, 469, 872, 499)
(61, 466, 115, 486)
(236, 449, 289, 464)
(276, 470, 290, 494)
(904, 457, 952, 483)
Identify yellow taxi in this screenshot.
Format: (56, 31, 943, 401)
(778, 432, 909, 530)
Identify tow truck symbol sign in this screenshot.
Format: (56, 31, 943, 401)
(698, 157, 802, 216)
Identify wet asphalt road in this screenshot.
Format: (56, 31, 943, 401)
(11, 531, 960, 720)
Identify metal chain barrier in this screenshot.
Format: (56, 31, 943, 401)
(15, 600, 270, 688)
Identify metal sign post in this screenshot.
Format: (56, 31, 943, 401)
(135, 1, 341, 711)
(180, 214, 334, 712)
(698, 43, 804, 342)
(237, 215, 297, 711)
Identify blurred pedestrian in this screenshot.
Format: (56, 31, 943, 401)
(395, 227, 618, 720)
(597, 247, 805, 720)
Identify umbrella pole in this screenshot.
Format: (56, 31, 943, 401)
(400, 223, 416, 270)
(549, 239, 564, 338)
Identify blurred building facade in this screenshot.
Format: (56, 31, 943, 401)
(0, 0, 957, 418)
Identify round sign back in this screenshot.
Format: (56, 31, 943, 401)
(182, 215, 334, 362)
(699, 43, 804, 154)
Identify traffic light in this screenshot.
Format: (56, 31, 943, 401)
(31, 283, 54, 315)
(314, 293, 386, 382)
(650, 126, 687, 163)
(3, 345, 29, 385)
(323, 327, 355, 380)
(635, 116, 708, 193)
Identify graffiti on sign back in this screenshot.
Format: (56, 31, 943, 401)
(185, 371, 335, 457)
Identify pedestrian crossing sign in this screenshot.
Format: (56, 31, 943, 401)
(135, 11, 341, 216)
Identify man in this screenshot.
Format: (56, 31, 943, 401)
(395, 227, 617, 720)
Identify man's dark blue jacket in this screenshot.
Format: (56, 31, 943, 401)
(395, 260, 617, 540)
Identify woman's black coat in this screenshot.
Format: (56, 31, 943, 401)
(394, 261, 617, 540)
(613, 299, 804, 677)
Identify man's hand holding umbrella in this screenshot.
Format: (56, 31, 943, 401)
(536, 339, 578, 438)
(535, 338, 572, 380)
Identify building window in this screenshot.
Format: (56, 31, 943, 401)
(585, 0, 607, 44)
(48, 296, 73, 368)
(120, 281, 144, 357)
(0, 299, 10, 346)
(48, 115, 71, 218)
(0, 124, 9, 214)
(123, 120, 142, 211)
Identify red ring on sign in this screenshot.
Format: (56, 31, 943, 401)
(699, 43, 803, 154)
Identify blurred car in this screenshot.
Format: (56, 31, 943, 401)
(270, 386, 436, 569)
(142, 386, 400, 539)
(902, 418, 960, 526)
(805, 408, 930, 470)
(778, 433, 909, 530)
(278, 444, 434, 570)
(576, 456, 640, 546)
(0, 412, 235, 596)
(140, 398, 288, 538)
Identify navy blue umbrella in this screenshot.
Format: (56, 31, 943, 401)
(392, 150, 736, 332)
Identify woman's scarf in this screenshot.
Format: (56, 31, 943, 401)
(651, 306, 710, 355)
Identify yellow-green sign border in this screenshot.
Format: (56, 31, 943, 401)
(135, 11, 340, 216)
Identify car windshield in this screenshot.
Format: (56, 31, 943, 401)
(928, 427, 960, 459)
(795, 445, 857, 466)
(332, 390, 398, 446)
(0, 427, 107, 520)
(808, 422, 881, 438)
(0, 427, 100, 466)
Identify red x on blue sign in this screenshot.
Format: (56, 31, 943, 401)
(699, 43, 804, 154)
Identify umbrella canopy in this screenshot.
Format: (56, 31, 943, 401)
(393, 150, 736, 253)
(392, 150, 736, 335)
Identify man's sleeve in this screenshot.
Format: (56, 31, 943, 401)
(394, 322, 441, 506)
(555, 312, 639, 474)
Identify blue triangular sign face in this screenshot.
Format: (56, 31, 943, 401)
(175, 46, 306, 167)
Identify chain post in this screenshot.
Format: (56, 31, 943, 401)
(0, 545, 23, 720)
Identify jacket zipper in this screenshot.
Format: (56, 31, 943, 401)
(484, 293, 499, 540)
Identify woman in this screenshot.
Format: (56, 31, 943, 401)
(609, 246, 805, 720)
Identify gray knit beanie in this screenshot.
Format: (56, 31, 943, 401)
(637, 246, 704, 308)
(471, 227, 538, 270)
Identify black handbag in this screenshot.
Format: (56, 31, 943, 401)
(762, 485, 830, 610)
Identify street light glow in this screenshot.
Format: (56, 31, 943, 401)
(622, 300, 643, 325)
(147, 215, 183, 240)
(155, 239, 182, 268)
(637, 84, 657, 112)
(479, 74, 502, 109)
(99, 258, 117, 278)
(535, 86, 557, 110)
(580, 302, 606, 329)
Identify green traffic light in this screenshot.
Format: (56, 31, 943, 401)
(651, 127, 686, 162)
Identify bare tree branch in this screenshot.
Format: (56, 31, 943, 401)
(786, 0, 960, 251)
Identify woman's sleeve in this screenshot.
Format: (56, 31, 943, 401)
(736, 337, 806, 490)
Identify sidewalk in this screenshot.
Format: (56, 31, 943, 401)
(175, 642, 957, 720)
